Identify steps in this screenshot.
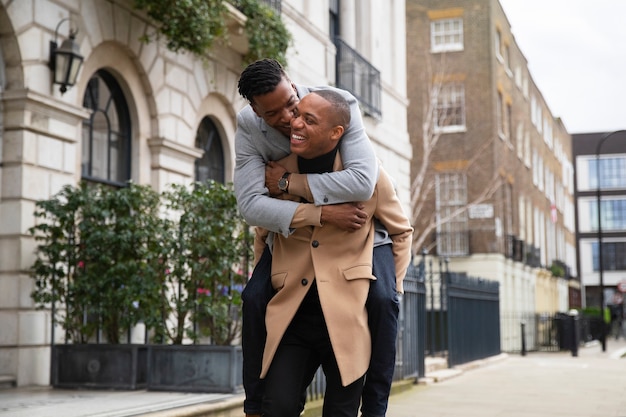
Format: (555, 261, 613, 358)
(0, 375, 16, 389)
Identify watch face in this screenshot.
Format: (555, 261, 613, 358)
(278, 172, 290, 191)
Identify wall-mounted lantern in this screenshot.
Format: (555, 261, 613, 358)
(48, 17, 84, 94)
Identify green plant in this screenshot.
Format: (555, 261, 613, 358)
(160, 181, 251, 345)
(549, 262, 565, 278)
(132, 0, 291, 66)
(133, 0, 229, 55)
(229, 0, 292, 65)
(30, 180, 251, 346)
(29, 182, 165, 344)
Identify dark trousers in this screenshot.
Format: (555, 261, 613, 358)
(262, 282, 364, 417)
(241, 244, 399, 416)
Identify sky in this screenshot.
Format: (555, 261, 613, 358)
(498, 0, 626, 134)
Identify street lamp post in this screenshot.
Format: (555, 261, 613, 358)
(595, 129, 626, 352)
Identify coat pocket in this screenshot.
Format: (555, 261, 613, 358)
(342, 264, 376, 281)
(271, 271, 288, 290)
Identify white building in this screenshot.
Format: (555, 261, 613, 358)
(573, 131, 626, 312)
(0, 0, 410, 386)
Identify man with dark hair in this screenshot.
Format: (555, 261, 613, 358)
(235, 59, 403, 417)
(255, 90, 412, 417)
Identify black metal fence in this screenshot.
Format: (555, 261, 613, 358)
(501, 312, 606, 354)
(446, 273, 500, 366)
(394, 259, 426, 381)
(307, 254, 501, 399)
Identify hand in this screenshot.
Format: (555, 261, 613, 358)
(265, 161, 288, 196)
(320, 203, 367, 232)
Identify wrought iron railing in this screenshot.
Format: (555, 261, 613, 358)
(334, 37, 381, 119)
(257, 0, 281, 13)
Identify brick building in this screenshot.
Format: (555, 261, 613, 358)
(406, 0, 578, 350)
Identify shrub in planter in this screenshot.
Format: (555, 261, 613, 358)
(30, 180, 251, 391)
(30, 182, 165, 344)
(29, 182, 166, 389)
(157, 181, 251, 345)
(148, 181, 251, 393)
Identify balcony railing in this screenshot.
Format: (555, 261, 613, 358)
(259, 0, 281, 14)
(505, 235, 541, 268)
(334, 37, 381, 119)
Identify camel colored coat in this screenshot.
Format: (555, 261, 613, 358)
(260, 153, 413, 386)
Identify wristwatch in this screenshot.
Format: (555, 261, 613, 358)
(278, 171, 291, 193)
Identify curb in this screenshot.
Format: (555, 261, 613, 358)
(143, 354, 509, 417)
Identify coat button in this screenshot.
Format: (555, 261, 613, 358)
(312, 240, 319, 248)
(301, 278, 308, 286)
(323, 196, 329, 203)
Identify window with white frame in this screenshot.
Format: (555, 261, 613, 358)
(518, 195, 526, 240)
(538, 155, 544, 192)
(503, 44, 511, 74)
(545, 168, 554, 203)
(543, 118, 553, 149)
(532, 150, 538, 186)
(506, 102, 513, 141)
(524, 131, 531, 167)
(588, 155, 626, 189)
(497, 91, 504, 136)
(516, 123, 524, 159)
(434, 82, 466, 132)
(526, 199, 533, 244)
(515, 66, 522, 88)
(436, 172, 468, 256)
(592, 241, 626, 271)
(536, 106, 543, 133)
(588, 197, 626, 232)
(431, 18, 464, 53)
(495, 29, 502, 60)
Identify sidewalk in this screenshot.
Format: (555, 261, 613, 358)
(1, 339, 625, 417)
(387, 338, 626, 417)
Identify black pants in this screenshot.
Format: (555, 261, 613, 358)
(242, 244, 399, 417)
(262, 282, 364, 417)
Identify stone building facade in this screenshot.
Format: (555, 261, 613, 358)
(0, 0, 410, 386)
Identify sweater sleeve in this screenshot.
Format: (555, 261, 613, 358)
(234, 110, 299, 236)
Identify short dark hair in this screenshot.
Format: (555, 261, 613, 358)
(237, 58, 288, 103)
(310, 90, 351, 130)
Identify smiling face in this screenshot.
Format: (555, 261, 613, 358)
(289, 93, 345, 159)
(251, 77, 299, 138)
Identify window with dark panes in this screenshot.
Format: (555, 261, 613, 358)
(195, 117, 225, 184)
(81, 70, 131, 186)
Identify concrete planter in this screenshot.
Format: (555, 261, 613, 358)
(51, 344, 148, 390)
(147, 345, 242, 393)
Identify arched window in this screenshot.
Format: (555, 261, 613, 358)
(195, 117, 225, 183)
(81, 70, 131, 186)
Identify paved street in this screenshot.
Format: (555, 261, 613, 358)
(387, 339, 626, 417)
(0, 339, 624, 417)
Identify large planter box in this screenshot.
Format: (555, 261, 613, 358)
(148, 345, 242, 393)
(51, 344, 148, 390)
